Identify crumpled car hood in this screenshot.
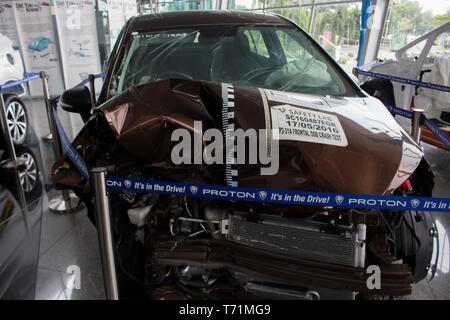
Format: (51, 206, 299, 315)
(54, 78, 422, 196)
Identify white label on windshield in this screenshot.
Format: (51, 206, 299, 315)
(271, 104, 348, 147)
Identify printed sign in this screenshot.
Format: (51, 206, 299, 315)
(270, 104, 348, 147)
(13, 0, 65, 96)
(54, 0, 102, 89)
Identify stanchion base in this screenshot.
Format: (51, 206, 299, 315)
(0, 158, 26, 171)
(49, 193, 85, 214)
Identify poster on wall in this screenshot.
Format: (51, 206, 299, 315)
(0, 1, 20, 49)
(123, 0, 137, 21)
(107, 0, 125, 51)
(54, 0, 102, 90)
(13, 0, 65, 96)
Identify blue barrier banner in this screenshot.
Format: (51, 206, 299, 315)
(356, 69, 450, 93)
(0, 72, 103, 91)
(385, 104, 450, 150)
(0, 73, 40, 90)
(424, 118, 450, 150)
(52, 106, 90, 180)
(73, 77, 90, 88)
(24, 72, 41, 78)
(385, 104, 412, 119)
(74, 73, 105, 88)
(105, 176, 450, 212)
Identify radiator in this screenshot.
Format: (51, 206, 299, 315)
(227, 214, 364, 300)
(228, 214, 361, 267)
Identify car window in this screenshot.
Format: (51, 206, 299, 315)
(401, 39, 428, 60)
(399, 30, 450, 61)
(276, 30, 313, 61)
(244, 29, 269, 58)
(108, 24, 361, 98)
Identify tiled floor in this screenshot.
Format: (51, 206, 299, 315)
(27, 98, 450, 300)
(35, 192, 105, 300)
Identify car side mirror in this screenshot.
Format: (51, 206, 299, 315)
(60, 86, 92, 123)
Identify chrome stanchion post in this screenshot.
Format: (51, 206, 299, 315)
(40, 71, 53, 143)
(91, 167, 119, 300)
(88, 74, 96, 110)
(0, 89, 30, 232)
(40, 71, 83, 214)
(411, 108, 425, 145)
(41, 72, 62, 160)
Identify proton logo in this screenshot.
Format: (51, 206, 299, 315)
(411, 199, 420, 209)
(190, 186, 198, 195)
(124, 180, 132, 189)
(259, 191, 267, 200)
(335, 195, 344, 205)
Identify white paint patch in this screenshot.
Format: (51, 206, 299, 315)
(271, 104, 348, 147)
(264, 89, 332, 112)
(386, 139, 423, 192)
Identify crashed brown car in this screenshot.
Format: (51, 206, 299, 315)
(54, 11, 436, 300)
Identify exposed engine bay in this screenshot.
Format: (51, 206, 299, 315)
(52, 79, 437, 299)
(107, 187, 435, 300)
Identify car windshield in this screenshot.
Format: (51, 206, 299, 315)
(108, 24, 360, 97)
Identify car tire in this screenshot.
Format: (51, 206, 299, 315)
(4, 96, 28, 145)
(361, 79, 396, 107)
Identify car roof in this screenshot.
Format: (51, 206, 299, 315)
(131, 10, 291, 31)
